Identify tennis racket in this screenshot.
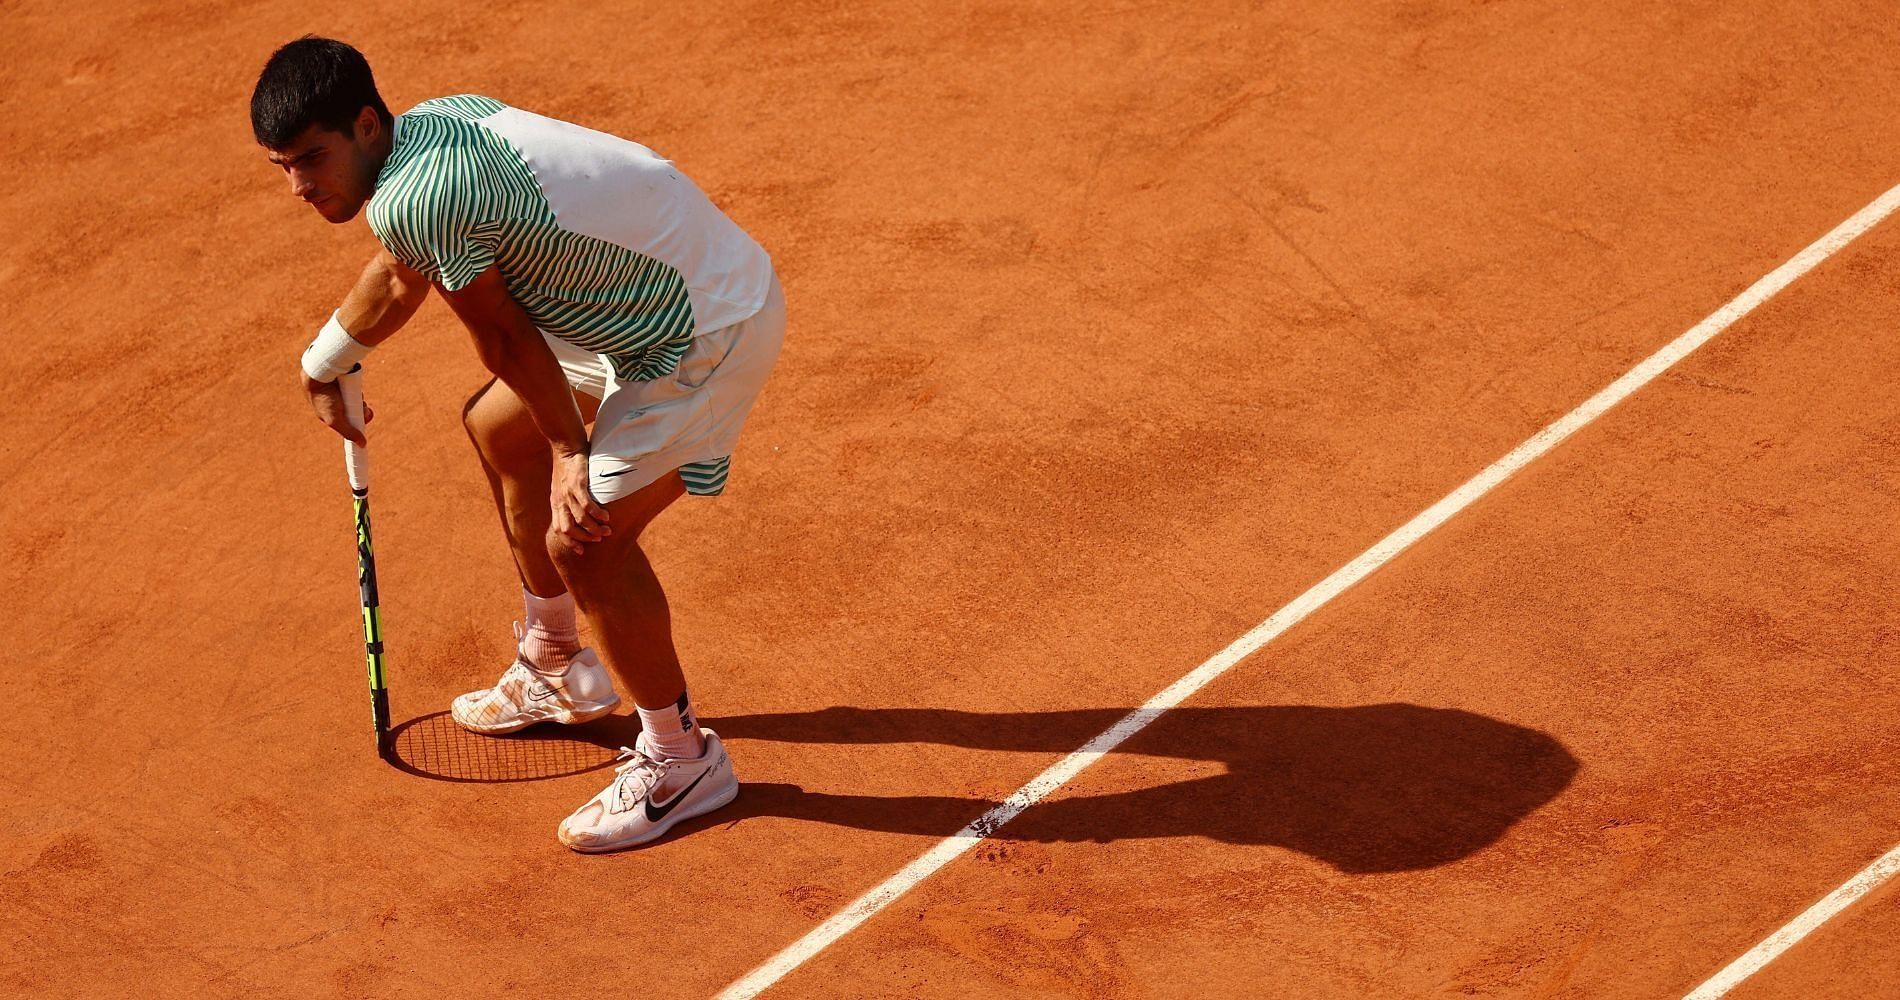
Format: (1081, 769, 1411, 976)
(337, 365, 391, 756)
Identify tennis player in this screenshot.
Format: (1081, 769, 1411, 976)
(253, 36, 781, 852)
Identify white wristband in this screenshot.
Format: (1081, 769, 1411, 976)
(300, 312, 373, 383)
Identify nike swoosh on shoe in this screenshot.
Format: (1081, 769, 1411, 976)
(642, 767, 712, 823)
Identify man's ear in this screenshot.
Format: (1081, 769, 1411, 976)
(354, 105, 381, 143)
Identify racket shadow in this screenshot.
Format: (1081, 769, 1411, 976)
(384, 710, 646, 784)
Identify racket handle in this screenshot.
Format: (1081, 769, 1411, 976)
(337, 365, 370, 494)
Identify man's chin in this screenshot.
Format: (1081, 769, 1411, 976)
(314, 198, 364, 224)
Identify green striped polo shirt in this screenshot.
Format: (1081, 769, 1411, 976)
(365, 95, 773, 495)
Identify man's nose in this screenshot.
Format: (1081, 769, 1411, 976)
(289, 169, 315, 199)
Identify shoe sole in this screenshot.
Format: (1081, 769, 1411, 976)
(560, 778, 740, 854)
(451, 694, 622, 736)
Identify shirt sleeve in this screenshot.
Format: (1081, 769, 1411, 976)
(366, 161, 502, 293)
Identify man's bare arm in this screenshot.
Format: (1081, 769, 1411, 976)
(438, 266, 609, 550)
(299, 250, 432, 444)
(437, 267, 589, 457)
(338, 249, 431, 345)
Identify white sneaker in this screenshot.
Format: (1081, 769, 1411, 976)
(449, 623, 621, 734)
(557, 729, 739, 853)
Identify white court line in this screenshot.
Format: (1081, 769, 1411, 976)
(717, 182, 1900, 1000)
(1684, 843, 1900, 999)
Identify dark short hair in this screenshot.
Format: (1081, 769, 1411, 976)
(250, 36, 392, 148)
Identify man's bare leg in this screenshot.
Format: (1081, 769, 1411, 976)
(446, 379, 625, 734)
(543, 471, 733, 855)
(461, 377, 601, 598)
(549, 471, 737, 853)
(544, 471, 688, 708)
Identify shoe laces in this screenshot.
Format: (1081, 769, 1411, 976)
(609, 746, 669, 812)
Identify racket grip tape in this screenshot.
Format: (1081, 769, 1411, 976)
(337, 365, 369, 495)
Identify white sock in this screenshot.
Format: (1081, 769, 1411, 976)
(521, 588, 580, 672)
(636, 692, 705, 760)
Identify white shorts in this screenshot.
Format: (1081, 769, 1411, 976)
(543, 273, 785, 504)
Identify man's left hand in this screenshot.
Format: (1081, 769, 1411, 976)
(550, 450, 610, 554)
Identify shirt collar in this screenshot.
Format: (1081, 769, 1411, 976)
(374, 113, 408, 192)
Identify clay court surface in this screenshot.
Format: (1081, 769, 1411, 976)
(5, 1, 1900, 996)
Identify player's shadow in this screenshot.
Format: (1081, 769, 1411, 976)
(696, 704, 1578, 874)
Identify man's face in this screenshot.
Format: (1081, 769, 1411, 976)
(264, 107, 384, 224)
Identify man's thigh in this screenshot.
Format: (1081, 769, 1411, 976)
(603, 469, 685, 540)
(467, 378, 604, 440)
(559, 470, 684, 570)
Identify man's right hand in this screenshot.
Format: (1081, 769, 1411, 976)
(302, 373, 374, 446)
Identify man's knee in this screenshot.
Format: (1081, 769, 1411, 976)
(546, 474, 681, 586)
(546, 528, 622, 589)
(545, 528, 579, 579)
(546, 514, 666, 589)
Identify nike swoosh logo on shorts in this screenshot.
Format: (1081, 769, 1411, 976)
(599, 467, 639, 478)
(643, 767, 712, 823)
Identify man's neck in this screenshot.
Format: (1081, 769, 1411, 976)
(367, 116, 399, 181)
